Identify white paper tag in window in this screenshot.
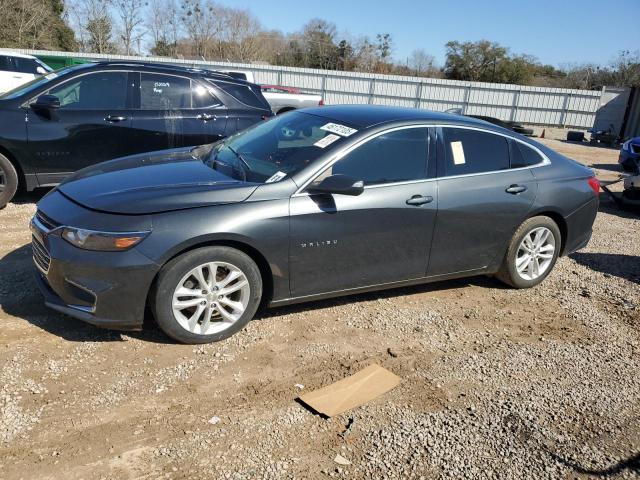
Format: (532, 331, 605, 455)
(265, 171, 287, 183)
(314, 134, 340, 148)
(451, 141, 466, 165)
(320, 123, 358, 137)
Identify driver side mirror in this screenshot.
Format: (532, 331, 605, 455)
(36, 66, 47, 75)
(31, 94, 60, 112)
(307, 174, 364, 196)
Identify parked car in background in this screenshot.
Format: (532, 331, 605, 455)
(260, 85, 324, 114)
(0, 52, 53, 93)
(469, 115, 534, 136)
(31, 105, 599, 344)
(619, 137, 640, 172)
(0, 61, 272, 208)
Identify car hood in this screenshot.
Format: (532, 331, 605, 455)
(58, 147, 259, 214)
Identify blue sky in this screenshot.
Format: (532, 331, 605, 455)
(227, 0, 639, 67)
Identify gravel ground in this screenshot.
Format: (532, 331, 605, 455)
(0, 138, 638, 479)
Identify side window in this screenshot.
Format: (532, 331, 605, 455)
(192, 83, 222, 108)
(326, 128, 429, 186)
(0, 56, 12, 71)
(509, 140, 544, 168)
(140, 73, 191, 109)
(48, 72, 128, 109)
(13, 58, 38, 74)
(443, 127, 509, 176)
(215, 81, 267, 109)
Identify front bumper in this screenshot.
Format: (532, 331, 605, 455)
(31, 195, 160, 331)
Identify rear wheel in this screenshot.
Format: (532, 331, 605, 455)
(0, 153, 18, 209)
(153, 246, 262, 344)
(496, 216, 561, 288)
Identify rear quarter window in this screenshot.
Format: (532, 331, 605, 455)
(215, 80, 268, 109)
(509, 140, 544, 168)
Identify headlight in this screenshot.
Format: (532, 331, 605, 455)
(61, 227, 150, 251)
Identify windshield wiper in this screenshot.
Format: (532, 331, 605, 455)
(226, 145, 252, 173)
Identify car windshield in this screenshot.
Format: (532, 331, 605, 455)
(205, 111, 355, 183)
(0, 65, 81, 100)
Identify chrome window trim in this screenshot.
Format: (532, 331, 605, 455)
(292, 123, 550, 197)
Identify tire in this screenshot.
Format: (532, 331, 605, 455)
(153, 246, 263, 344)
(566, 131, 584, 142)
(0, 153, 18, 209)
(496, 216, 561, 289)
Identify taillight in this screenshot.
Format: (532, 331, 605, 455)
(318, 99, 324, 106)
(587, 176, 600, 197)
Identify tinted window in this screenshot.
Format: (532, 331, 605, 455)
(214, 80, 267, 109)
(443, 128, 509, 176)
(192, 83, 222, 108)
(0, 56, 11, 71)
(13, 58, 38, 74)
(328, 128, 429, 186)
(48, 72, 128, 109)
(510, 140, 544, 168)
(140, 73, 191, 109)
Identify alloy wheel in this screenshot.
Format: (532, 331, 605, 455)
(515, 226, 556, 281)
(172, 261, 250, 335)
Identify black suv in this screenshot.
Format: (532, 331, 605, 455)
(0, 61, 272, 207)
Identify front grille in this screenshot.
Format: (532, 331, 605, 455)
(32, 234, 51, 274)
(632, 144, 640, 154)
(35, 211, 60, 230)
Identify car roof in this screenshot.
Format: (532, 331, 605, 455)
(300, 104, 495, 129)
(0, 51, 38, 60)
(90, 61, 248, 82)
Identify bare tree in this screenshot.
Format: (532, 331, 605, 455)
(219, 8, 262, 62)
(409, 48, 436, 76)
(0, 0, 52, 48)
(69, 0, 115, 53)
(180, 0, 225, 59)
(148, 0, 181, 56)
(114, 0, 147, 55)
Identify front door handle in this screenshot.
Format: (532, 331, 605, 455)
(506, 184, 527, 194)
(406, 195, 434, 206)
(197, 113, 216, 121)
(105, 115, 127, 123)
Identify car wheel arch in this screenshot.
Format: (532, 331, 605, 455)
(0, 145, 24, 191)
(524, 209, 567, 255)
(146, 237, 274, 311)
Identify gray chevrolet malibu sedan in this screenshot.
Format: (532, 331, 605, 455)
(31, 105, 599, 343)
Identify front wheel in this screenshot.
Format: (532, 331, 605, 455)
(0, 153, 18, 209)
(153, 246, 262, 344)
(496, 216, 561, 288)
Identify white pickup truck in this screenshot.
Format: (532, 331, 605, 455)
(215, 69, 324, 114)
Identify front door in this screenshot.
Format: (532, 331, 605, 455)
(427, 126, 538, 276)
(25, 70, 134, 184)
(289, 126, 438, 298)
(129, 72, 227, 155)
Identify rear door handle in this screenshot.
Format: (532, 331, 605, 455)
(105, 115, 127, 123)
(197, 113, 216, 121)
(505, 184, 527, 194)
(406, 195, 434, 206)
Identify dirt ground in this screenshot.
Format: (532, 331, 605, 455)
(0, 138, 638, 480)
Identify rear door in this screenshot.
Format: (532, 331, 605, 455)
(427, 126, 538, 276)
(25, 69, 135, 183)
(129, 72, 227, 154)
(289, 126, 438, 297)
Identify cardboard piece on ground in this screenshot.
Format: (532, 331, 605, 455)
(298, 364, 401, 417)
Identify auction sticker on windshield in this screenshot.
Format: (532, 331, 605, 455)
(314, 134, 340, 148)
(320, 123, 358, 137)
(265, 171, 287, 183)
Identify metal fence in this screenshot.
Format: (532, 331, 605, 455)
(3, 48, 605, 128)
